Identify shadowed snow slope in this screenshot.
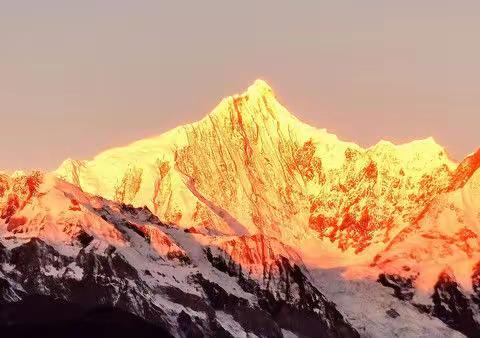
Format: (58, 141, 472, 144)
(0, 172, 359, 338)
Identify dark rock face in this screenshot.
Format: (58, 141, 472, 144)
(177, 310, 205, 338)
(470, 261, 480, 305)
(378, 269, 480, 338)
(0, 295, 173, 338)
(194, 273, 283, 338)
(0, 239, 172, 330)
(377, 273, 415, 301)
(254, 260, 359, 338)
(205, 248, 360, 338)
(432, 271, 480, 337)
(0, 235, 359, 338)
(386, 308, 400, 318)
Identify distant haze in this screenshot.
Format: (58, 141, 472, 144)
(1, 1, 479, 171)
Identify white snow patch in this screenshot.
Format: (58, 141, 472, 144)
(281, 329, 299, 338)
(311, 268, 466, 338)
(64, 262, 84, 281)
(1, 263, 16, 273)
(215, 311, 248, 337)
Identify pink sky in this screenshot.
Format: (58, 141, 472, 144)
(1, 1, 479, 171)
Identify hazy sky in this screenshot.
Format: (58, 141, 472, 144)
(1, 1, 479, 171)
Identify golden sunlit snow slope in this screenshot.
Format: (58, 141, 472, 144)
(373, 150, 480, 290)
(56, 80, 457, 261)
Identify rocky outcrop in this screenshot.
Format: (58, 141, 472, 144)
(431, 270, 479, 337)
(377, 267, 480, 337)
(448, 149, 480, 191)
(377, 273, 415, 301)
(206, 235, 360, 338)
(0, 171, 42, 223)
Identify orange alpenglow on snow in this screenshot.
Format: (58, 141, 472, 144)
(49, 80, 479, 292)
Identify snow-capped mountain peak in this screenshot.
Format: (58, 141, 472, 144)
(6, 80, 479, 337)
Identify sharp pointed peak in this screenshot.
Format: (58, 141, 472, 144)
(210, 78, 286, 120)
(247, 79, 274, 96)
(227, 79, 276, 102)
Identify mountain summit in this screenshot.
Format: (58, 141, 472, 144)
(56, 80, 456, 256)
(246, 79, 275, 96)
